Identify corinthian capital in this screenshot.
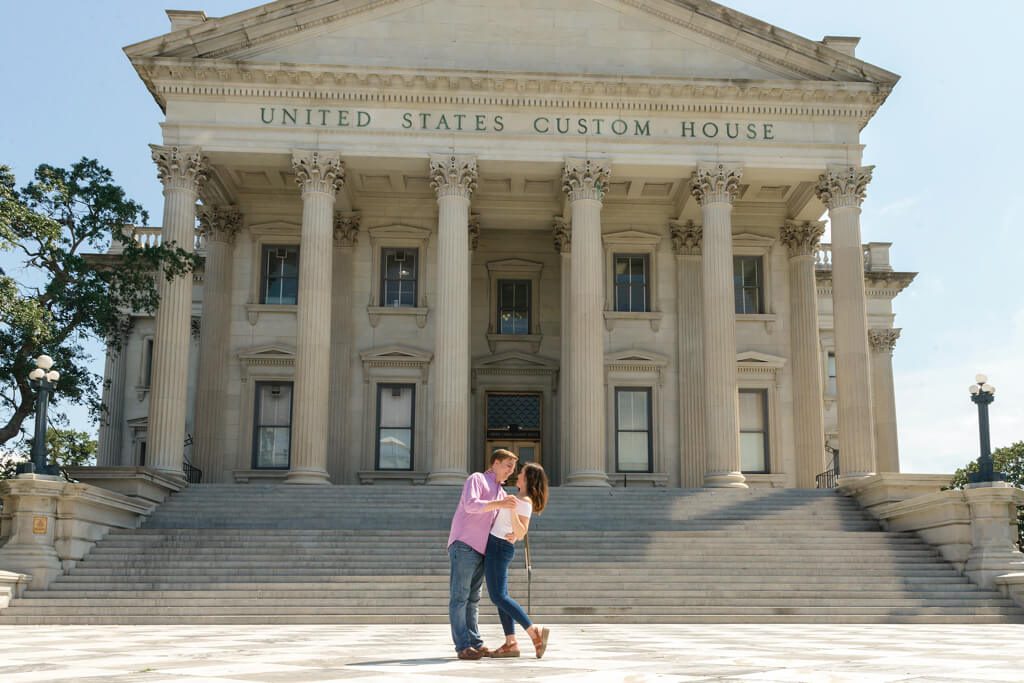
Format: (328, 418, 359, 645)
(197, 205, 242, 244)
(292, 151, 345, 197)
(151, 145, 208, 192)
(552, 216, 571, 254)
(429, 154, 478, 199)
(816, 165, 873, 210)
(869, 328, 901, 353)
(669, 220, 702, 256)
(468, 214, 481, 250)
(779, 220, 825, 258)
(690, 163, 742, 206)
(333, 212, 361, 248)
(562, 158, 611, 202)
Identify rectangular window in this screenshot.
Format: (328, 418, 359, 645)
(380, 248, 418, 307)
(739, 389, 769, 473)
(614, 254, 649, 312)
(497, 279, 531, 335)
(615, 388, 652, 473)
(733, 255, 765, 314)
(260, 246, 300, 305)
(377, 384, 414, 470)
(253, 382, 293, 469)
(826, 352, 837, 395)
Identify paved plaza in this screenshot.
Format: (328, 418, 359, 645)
(0, 624, 1021, 682)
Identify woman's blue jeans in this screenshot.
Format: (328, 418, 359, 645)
(484, 534, 533, 636)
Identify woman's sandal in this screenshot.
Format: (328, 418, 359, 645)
(490, 643, 521, 658)
(530, 627, 550, 659)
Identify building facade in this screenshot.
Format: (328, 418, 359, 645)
(96, 0, 914, 489)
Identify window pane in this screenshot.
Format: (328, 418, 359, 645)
(738, 391, 764, 430)
(617, 390, 648, 430)
(614, 255, 647, 312)
(257, 427, 291, 468)
(262, 247, 299, 305)
(378, 428, 412, 469)
(618, 432, 649, 472)
(733, 256, 763, 314)
(740, 432, 766, 472)
(379, 386, 413, 428)
(255, 383, 292, 469)
(258, 385, 292, 425)
(497, 280, 530, 335)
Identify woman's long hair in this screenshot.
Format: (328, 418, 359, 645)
(521, 462, 549, 514)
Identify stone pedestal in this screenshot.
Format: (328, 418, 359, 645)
(65, 466, 184, 505)
(780, 220, 827, 488)
(563, 159, 610, 487)
(192, 206, 242, 482)
(0, 476, 65, 589)
(817, 166, 876, 481)
(427, 154, 477, 485)
(0, 570, 32, 609)
(869, 328, 902, 473)
(286, 151, 344, 485)
(691, 163, 746, 488)
(670, 220, 705, 489)
(147, 145, 208, 482)
(963, 483, 1024, 589)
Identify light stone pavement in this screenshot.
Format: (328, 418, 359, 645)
(0, 624, 1022, 682)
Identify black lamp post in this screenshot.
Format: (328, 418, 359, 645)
(16, 354, 61, 477)
(967, 374, 1005, 484)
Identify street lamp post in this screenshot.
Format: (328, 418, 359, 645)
(967, 374, 1005, 484)
(16, 354, 61, 477)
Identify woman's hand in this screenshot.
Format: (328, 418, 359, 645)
(505, 532, 516, 542)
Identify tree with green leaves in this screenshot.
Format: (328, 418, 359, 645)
(0, 428, 97, 481)
(0, 158, 197, 448)
(950, 441, 1024, 550)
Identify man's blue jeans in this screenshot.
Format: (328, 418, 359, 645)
(448, 541, 485, 652)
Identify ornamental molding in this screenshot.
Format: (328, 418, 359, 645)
(197, 205, 242, 244)
(602, 229, 662, 249)
(779, 220, 825, 258)
(669, 220, 702, 255)
(736, 351, 786, 379)
(563, 158, 611, 202)
(816, 165, 873, 210)
(237, 343, 295, 381)
(691, 163, 743, 206)
(552, 216, 571, 254)
(150, 144, 208, 192)
(359, 345, 433, 381)
(815, 271, 916, 299)
(291, 150, 345, 196)
(869, 328, 901, 353)
(429, 154, 478, 199)
(333, 211, 361, 248)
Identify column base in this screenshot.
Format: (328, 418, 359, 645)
(283, 468, 332, 485)
(426, 470, 468, 486)
(566, 470, 610, 487)
(703, 471, 748, 488)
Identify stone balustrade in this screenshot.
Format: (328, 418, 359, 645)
(814, 242, 893, 273)
(106, 226, 206, 254)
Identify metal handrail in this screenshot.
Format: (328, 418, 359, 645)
(816, 445, 839, 489)
(182, 433, 203, 484)
(523, 532, 533, 614)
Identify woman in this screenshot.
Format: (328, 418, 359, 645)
(484, 460, 550, 659)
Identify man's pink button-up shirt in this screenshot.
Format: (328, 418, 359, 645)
(447, 470, 506, 554)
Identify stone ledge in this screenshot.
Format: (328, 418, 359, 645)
(65, 466, 184, 504)
(609, 472, 668, 488)
(743, 473, 789, 489)
(358, 470, 429, 485)
(0, 570, 32, 610)
(233, 469, 289, 484)
(838, 472, 953, 510)
(994, 572, 1024, 609)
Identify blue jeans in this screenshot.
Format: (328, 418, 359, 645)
(484, 534, 533, 636)
(448, 541, 485, 652)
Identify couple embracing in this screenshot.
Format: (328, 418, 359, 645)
(446, 449, 551, 660)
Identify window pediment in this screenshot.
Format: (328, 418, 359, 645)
(602, 229, 663, 249)
(474, 351, 558, 371)
(360, 345, 433, 367)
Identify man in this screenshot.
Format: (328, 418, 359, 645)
(447, 449, 519, 660)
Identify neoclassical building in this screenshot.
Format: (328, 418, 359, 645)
(96, 0, 914, 489)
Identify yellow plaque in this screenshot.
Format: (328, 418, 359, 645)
(32, 516, 48, 534)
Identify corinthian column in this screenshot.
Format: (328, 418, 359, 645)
(816, 166, 876, 480)
(96, 342, 127, 466)
(286, 151, 344, 485)
(148, 145, 207, 480)
(691, 163, 746, 488)
(670, 220, 705, 488)
(553, 216, 571, 485)
(328, 212, 360, 483)
(869, 328, 901, 472)
(780, 220, 827, 487)
(563, 159, 610, 487)
(427, 154, 477, 485)
(192, 205, 242, 482)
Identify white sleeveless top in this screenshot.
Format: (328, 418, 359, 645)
(490, 497, 533, 540)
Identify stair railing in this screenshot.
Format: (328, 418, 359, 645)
(816, 445, 839, 489)
(182, 433, 203, 484)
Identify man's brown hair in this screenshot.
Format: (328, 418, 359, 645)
(490, 448, 518, 464)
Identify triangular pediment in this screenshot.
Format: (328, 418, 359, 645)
(606, 349, 669, 366)
(126, 0, 897, 86)
(360, 345, 433, 364)
(238, 343, 296, 361)
(736, 351, 786, 368)
(474, 351, 558, 370)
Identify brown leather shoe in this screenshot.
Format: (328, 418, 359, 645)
(475, 645, 491, 657)
(490, 643, 522, 658)
(457, 647, 483, 660)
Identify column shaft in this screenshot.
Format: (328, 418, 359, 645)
(671, 220, 705, 488)
(96, 343, 126, 466)
(818, 166, 876, 479)
(781, 221, 827, 488)
(147, 145, 206, 479)
(191, 207, 240, 483)
(692, 164, 746, 488)
(554, 218, 571, 486)
(427, 155, 476, 485)
(328, 214, 360, 483)
(287, 152, 343, 484)
(870, 328, 901, 472)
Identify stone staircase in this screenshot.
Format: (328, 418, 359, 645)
(1, 485, 1022, 624)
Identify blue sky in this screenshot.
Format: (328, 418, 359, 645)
(1, 1, 1021, 473)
